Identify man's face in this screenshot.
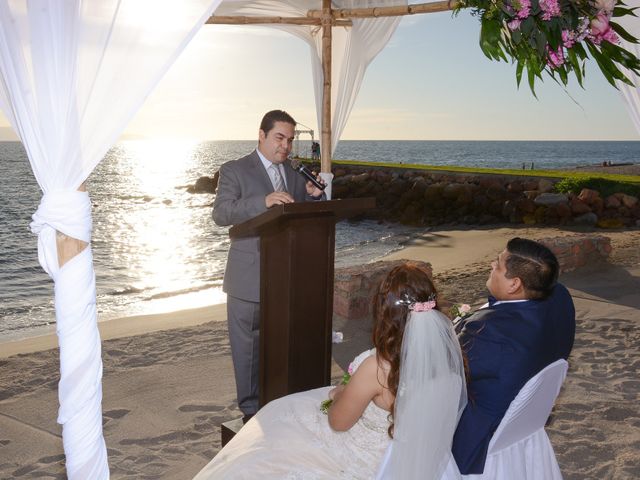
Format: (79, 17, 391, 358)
(258, 121, 295, 164)
(486, 249, 515, 300)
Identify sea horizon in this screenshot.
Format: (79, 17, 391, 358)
(2, 138, 639, 342)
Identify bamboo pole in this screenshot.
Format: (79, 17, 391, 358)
(307, 1, 458, 19)
(206, 15, 352, 26)
(321, 0, 332, 173)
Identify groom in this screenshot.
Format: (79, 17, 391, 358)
(452, 237, 576, 474)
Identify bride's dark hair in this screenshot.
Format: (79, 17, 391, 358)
(372, 262, 439, 437)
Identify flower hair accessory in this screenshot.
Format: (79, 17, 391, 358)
(394, 293, 437, 311)
(410, 300, 437, 312)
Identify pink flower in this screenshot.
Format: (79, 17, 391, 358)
(516, 0, 531, 19)
(507, 18, 522, 31)
(594, 0, 616, 15)
(540, 0, 561, 21)
(410, 300, 437, 312)
(590, 13, 619, 45)
(562, 29, 575, 49)
(547, 45, 565, 68)
(459, 304, 471, 314)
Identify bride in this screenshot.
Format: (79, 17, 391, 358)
(194, 263, 467, 479)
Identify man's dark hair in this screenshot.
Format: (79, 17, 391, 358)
(505, 238, 559, 300)
(259, 110, 296, 135)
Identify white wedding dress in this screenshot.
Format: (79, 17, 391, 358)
(194, 349, 391, 480)
(194, 309, 466, 480)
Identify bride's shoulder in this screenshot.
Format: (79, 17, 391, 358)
(348, 348, 376, 374)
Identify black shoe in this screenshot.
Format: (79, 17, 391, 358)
(242, 413, 255, 424)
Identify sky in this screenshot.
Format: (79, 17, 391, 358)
(0, 9, 638, 142)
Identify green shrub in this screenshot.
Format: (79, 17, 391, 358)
(555, 176, 640, 198)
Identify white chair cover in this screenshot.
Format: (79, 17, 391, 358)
(0, 1, 221, 478)
(439, 359, 568, 480)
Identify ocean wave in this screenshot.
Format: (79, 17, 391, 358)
(144, 282, 222, 301)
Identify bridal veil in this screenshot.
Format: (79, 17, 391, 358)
(378, 309, 467, 479)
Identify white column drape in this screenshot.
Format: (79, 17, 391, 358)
(615, 0, 640, 134)
(0, 1, 221, 478)
(216, 0, 405, 155)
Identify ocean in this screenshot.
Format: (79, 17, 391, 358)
(1, 139, 639, 341)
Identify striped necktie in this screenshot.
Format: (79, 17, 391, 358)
(269, 164, 286, 192)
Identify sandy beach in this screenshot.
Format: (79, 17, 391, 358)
(1, 226, 639, 479)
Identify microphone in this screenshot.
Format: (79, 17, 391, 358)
(289, 158, 326, 191)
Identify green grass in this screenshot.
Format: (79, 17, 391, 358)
(336, 159, 640, 183)
(300, 158, 640, 184)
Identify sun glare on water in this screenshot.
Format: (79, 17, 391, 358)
(94, 138, 225, 318)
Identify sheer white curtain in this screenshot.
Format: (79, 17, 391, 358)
(216, 0, 405, 155)
(615, 0, 640, 134)
(0, 1, 221, 478)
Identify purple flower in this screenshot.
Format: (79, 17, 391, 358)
(561, 30, 573, 48)
(508, 18, 522, 31)
(516, 0, 531, 19)
(539, 0, 561, 21)
(547, 45, 565, 68)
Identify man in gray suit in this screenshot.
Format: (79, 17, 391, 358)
(213, 110, 325, 421)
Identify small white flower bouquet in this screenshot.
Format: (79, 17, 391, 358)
(450, 303, 472, 322)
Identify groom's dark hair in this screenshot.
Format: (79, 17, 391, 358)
(260, 110, 296, 135)
(505, 238, 559, 300)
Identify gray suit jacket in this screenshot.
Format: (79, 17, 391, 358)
(213, 150, 313, 302)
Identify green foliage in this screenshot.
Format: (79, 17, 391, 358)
(454, 0, 640, 93)
(555, 175, 640, 197)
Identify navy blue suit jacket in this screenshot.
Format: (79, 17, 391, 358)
(451, 284, 575, 474)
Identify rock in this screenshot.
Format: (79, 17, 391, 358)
(534, 193, 568, 206)
(573, 212, 598, 225)
(620, 194, 638, 208)
(570, 197, 591, 215)
(192, 173, 218, 194)
(578, 188, 600, 204)
(538, 179, 555, 193)
(597, 218, 624, 229)
(604, 195, 621, 208)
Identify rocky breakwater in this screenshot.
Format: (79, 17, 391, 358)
(328, 165, 640, 228)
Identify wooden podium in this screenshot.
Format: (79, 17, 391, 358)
(229, 197, 375, 407)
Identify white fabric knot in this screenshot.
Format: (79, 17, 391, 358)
(30, 190, 92, 278)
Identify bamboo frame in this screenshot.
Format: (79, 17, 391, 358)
(205, 2, 459, 174)
(307, 1, 458, 19)
(206, 16, 352, 26)
(321, 0, 332, 173)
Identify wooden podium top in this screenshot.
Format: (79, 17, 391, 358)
(230, 197, 375, 239)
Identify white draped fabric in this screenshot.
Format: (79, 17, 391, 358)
(216, 0, 406, 155)
(615, 0, 640, 135)
(0, 1, 221, 478)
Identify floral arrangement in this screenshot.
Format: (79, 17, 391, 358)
(450, 303, 472, 321)
(455, 0, 640, 92)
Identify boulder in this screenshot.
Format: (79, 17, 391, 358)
(537, 179, 555, 193)
(578, 188, 600, 204)
(191, 173, 218, 194)
(534, 193, 568, 206)
(604, 195, 621, 209)
(620, 194, 639, 209)
(570, 197, 591, 215)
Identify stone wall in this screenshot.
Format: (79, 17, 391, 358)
(333, 259, 432, 322)
(323, 164, 640, 228)
(333, 235, 611, 322)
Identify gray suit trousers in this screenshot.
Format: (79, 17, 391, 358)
(226, 295, 260, 415)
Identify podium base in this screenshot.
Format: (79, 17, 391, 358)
(221, 417, 244, 447)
